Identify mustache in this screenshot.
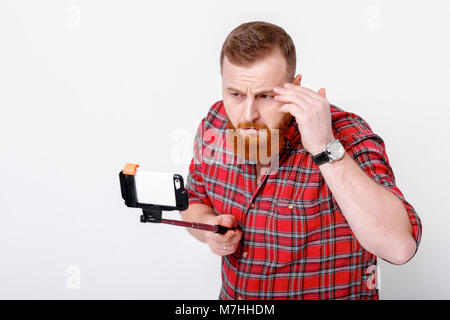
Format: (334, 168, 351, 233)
(224, 111, 293, 132)
(236, 122, 268, 130)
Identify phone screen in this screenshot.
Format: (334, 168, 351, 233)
(134, 170, 177, 207)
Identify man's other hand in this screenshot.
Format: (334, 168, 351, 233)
(205, 214, 242, 256)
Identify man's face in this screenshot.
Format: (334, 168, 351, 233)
(221, 48, 293, 163)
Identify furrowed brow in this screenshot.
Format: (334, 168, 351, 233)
(226, 87, 276, 95)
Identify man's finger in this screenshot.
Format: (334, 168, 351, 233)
(318, 88, 326, 98)
(217, 214, 238, 229)
(228, 230, 242, 244)
(278, 103, 305, 122)
(280, 90, 317, 105)
(275, 85, 317, 103)
(282, 84, 322, 101)
(274, 94, 309, 110)
(223, 230, 236, 241)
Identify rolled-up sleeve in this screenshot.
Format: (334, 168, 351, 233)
(340, 132, 423, 256)
(185, 119, 213, 207)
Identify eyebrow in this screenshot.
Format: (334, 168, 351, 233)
(226, 87, 276, 95)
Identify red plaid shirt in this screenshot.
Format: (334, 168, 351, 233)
(185, 100, 422, 300)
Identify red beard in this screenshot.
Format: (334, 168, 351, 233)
(224, 112, 292, 163)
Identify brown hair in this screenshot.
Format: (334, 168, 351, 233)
(220, 21, 296, 80)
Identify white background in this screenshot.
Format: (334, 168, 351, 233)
(1, 0, 449, 299)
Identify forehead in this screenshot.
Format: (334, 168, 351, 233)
(221, 48, 289, 89)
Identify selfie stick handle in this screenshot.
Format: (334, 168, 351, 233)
(139, 210, 231, 234)
(160, 219, 230, 234)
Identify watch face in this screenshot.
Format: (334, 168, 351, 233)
(326, 140, 345, 161)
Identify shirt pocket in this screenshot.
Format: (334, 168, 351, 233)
(272, 197, 322, 264)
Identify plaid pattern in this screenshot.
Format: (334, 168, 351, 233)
(185, 100, 422, 300)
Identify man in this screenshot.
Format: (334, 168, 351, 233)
(180, 21, 422, 300)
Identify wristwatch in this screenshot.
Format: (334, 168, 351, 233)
(312, 139, 345, 166)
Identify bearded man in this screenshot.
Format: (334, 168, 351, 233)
(181, 21, 422, 300)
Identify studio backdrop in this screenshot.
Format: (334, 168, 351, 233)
(1, 0, 449, 299)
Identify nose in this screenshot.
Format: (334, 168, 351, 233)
(242, 97, 260, 123)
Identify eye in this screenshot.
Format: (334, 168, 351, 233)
(231, 92, 242, 98)
(259, 94, 273, 100)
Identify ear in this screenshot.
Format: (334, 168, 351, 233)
(293, 74, 302, 86)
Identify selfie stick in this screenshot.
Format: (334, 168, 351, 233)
(119, 163, 231, 234)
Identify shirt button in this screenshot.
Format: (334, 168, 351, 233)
(288, 203, 294, 209)
(242, 251, 248, 258)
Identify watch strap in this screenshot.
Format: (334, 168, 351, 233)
(312, 151, 330, 166)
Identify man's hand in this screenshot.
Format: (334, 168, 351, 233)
(204, 214, 242, 256)
(274, 75, 334, 155)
